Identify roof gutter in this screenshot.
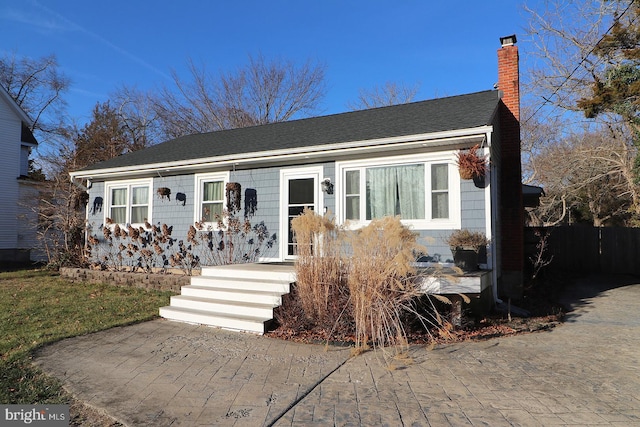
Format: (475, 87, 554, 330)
(70, 125, 493, 180)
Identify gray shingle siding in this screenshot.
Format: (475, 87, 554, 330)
(414, 177, 488, 263)
(152, 175, 194, 238)
(231, 167, 281, 260)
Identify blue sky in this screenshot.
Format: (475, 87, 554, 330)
(1, 0, 537, 126)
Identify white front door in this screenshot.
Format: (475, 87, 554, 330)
(280, 167, 323, 260)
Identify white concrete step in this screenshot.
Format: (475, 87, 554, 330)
(169, 295, 276, 318)
(159, 306, 270, 334)
(190, 276, 291, 293)
(200, 264, 295, 282)
(180, 285, 284, 305)
(159, 262, 295, 334)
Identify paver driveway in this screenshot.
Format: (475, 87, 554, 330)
(35, 275, 640, 426)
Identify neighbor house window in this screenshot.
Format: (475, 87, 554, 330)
(105, 179, 152, 225)
(195, 172, 229, 224)
(338, 154, 460, 229)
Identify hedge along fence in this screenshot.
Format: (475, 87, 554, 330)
(60, 267, 188, 293)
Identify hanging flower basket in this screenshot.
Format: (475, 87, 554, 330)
(456, 144, 487, 180)
(157, 187, 171, 201)
(226, 182, 242, 214)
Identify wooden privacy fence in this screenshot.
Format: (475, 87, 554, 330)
(525, 226, 640, 276)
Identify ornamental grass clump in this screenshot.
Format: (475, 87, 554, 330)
(346, 216, 428, 353)
(282, 211, 452, 355)
(290, 208, 348, 329)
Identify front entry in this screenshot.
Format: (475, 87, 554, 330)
(280, 167, 323, 260)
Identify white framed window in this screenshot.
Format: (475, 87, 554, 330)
(194, 172, 229, 224)
(337, 153, 461, 229)
(105, 178, 152, 226)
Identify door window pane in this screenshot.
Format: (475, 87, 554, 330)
(288, 178, 314, 204)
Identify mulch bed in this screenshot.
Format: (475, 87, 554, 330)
(266, 278, 567, 346)
(266, 312, 564, 346)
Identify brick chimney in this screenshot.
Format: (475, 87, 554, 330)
(497, 34, 524, 299)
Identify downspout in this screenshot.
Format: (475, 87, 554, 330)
(486, 131, 501, 304)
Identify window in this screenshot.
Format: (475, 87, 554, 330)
(345, 170, 360, 220)
(105, 179, 152, 225)
(431, 164, 449, 219)
(338, 154, 460, 229)
(366, 164, 425, 220)
(201, 181, 224, 221)
(195, 172, 229, 224)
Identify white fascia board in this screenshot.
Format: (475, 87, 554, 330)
(70, 125, 493, 180)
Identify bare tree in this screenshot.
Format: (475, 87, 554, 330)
(523, 0, 623, 116)
(0, 52, 70, 135)
(153, 54, 327, 139)
(524, 0, 640, 223)
(347, 81, 420, 110)
(38, 101, 149, 267)
(111, 85, 162, 149)
(528, 125, 636, 226)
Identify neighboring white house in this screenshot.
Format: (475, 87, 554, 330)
(0, 84, 39, 263)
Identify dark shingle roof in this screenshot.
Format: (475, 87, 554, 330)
(79, 90, 500, 172)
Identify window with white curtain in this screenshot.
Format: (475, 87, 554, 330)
(105, 179, 152, 225)
(201, 180, 224, 222)
(366, 164, 425, 219)
(338, 154, 460, 229)
(194, 172, 229, 224)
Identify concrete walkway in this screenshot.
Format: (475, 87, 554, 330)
(35, 275, 640, 426)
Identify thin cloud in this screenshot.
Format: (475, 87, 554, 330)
(31, 0, 171, 81)
(0, 7, 70, 32)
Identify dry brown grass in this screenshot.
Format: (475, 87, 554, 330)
(290, 211, 440, 356)
(346, 216, 427, 354)
(291, 209, 348, 328)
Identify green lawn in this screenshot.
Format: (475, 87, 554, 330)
(0, 269, 172, 404)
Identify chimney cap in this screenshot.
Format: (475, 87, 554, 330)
(500, 34, 517, 47)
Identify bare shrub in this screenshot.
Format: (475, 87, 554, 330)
(88, 220, 177, 273)
(192, 210, 277, 266)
